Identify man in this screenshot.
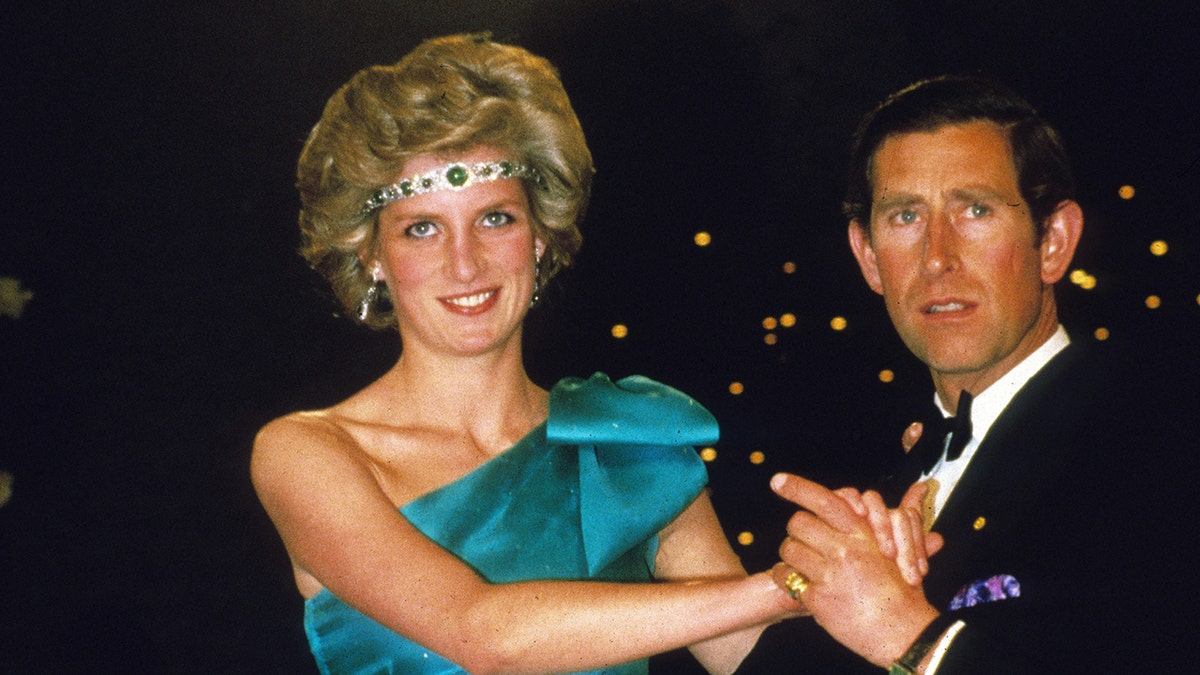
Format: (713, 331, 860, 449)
(741, 76, 1193, 672)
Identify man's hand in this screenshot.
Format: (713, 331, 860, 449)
(833, 482, 943, 585)
(772, 473, 940, 667)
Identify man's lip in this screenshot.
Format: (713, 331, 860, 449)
(439, 288, 500, 314)
(921, 298, 975, 315)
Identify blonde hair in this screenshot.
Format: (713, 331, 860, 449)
(297, 33, 593, 328)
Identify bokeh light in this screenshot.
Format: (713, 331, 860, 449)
(1145, 295, 1161, 309)
(749, 451, 765, 464)
(694, 231, 712, 247)
(611, 324, 628, 339)
(728, 382, 745, 395)
(1094, 327, 1110, 341)
(700, 447, 717, 462)
(1150, 240, 1168, 256)
(782, 261, 797, 274)
(1118, 185, 1136, 200)
(763, 333, 778, 345)
(737, 532, 755, 546)
(830, 316, 847, 331)
(779, 313, 796, 328)
(1069, 269, 1097, 290)
(879, 369, 895, 383)
(762, 316, 778, 330)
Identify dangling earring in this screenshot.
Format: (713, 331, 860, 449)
(529, 252, 542, 309)
(359, 262, 382, 321)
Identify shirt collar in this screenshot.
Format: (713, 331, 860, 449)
(934, 325, 1071, 443)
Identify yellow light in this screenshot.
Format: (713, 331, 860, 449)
(879, 369, 895, 383)
(749, 451, 765, 464)
(611, 324, 628, 339)
(830, 316, 847, 331)
(762, 316, 778, 330)
(1118, 185, 1135, 200)
(1070, 269, 1088, 285)
(1150, 240, 1168, 256)
(782, 261, 797, 274)
(1145, 295, 1162, 309)
(1080, 275, 1097, 290)
(694, 231, 712, 247)
(1094, 327, 1110, 341)
(763, 333, 778, 345)
(737, 531, 755, 546)
(700, 447, 717, 462)
(780, 313, 796, 327)
(728, 382, 745, 395)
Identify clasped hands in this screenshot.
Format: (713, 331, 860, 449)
(769, 474, 944, 667)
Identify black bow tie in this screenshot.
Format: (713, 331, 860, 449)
(915, 391, 974, 474)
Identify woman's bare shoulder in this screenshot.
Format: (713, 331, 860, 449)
(250, 408, 371, 494)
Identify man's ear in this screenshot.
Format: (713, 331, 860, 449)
(848, 220, 884, 295)
(1039, 200, 1083, 285)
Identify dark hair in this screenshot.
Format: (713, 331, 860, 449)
(843, 75, 1074, 238)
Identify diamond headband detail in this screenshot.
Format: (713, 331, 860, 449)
(362, 160, 540, 215)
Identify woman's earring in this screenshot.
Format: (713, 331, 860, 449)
(359, 263, 382, 321)
(529, 254, 542, 308)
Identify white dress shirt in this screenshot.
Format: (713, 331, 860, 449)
(922, 325, 1071, 522)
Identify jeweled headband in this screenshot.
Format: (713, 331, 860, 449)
(361, 160, 541, 216)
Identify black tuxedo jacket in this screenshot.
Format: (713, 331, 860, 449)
(738, 341, 1196, 673)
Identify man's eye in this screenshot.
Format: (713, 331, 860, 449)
(967, 204, 990, 218)
(896, 209, 918, 224)
(405, 221, 436, 238)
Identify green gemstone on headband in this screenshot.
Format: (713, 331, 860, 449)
(362, 159, 539, 215)
(446, 165, 468, 187)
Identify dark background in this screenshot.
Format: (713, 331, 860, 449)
(2, 1, 1197, 672)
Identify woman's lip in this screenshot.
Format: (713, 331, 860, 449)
(439, 288, 500, 314)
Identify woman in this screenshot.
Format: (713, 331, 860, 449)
(252, 33, 927, 675)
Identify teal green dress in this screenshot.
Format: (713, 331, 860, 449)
(303, 373, 718, 674)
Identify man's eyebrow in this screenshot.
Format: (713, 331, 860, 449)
(948, 186, 1010, 202)
(872, 192, 922, 210)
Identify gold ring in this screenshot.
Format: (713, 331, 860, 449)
(783, 571, 810, 599)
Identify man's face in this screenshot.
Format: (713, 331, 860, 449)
(849, 121, 1073, 393)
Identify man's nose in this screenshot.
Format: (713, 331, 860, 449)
(922, 212, 960, 276)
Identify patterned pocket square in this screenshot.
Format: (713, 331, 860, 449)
(948, 574, 1021, 610)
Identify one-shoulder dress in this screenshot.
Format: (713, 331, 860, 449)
(303, 373, 719, 675)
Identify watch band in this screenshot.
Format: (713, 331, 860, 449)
(888, 613, 960, 675)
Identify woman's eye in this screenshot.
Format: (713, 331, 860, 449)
(482, 212, 514, 228)
(405, 221, 436, 238)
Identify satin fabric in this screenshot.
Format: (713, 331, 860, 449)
(303, 373, 717, 674)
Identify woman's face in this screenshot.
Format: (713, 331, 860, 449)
(372, 147, 543, 359)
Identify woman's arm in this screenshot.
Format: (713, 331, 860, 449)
(654, 491, 800, 675)
(251, 417, 798, 675)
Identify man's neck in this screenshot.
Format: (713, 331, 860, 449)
(932, 306, 1062, 410)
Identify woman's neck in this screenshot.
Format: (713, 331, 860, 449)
(370, 343, 548, 450)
